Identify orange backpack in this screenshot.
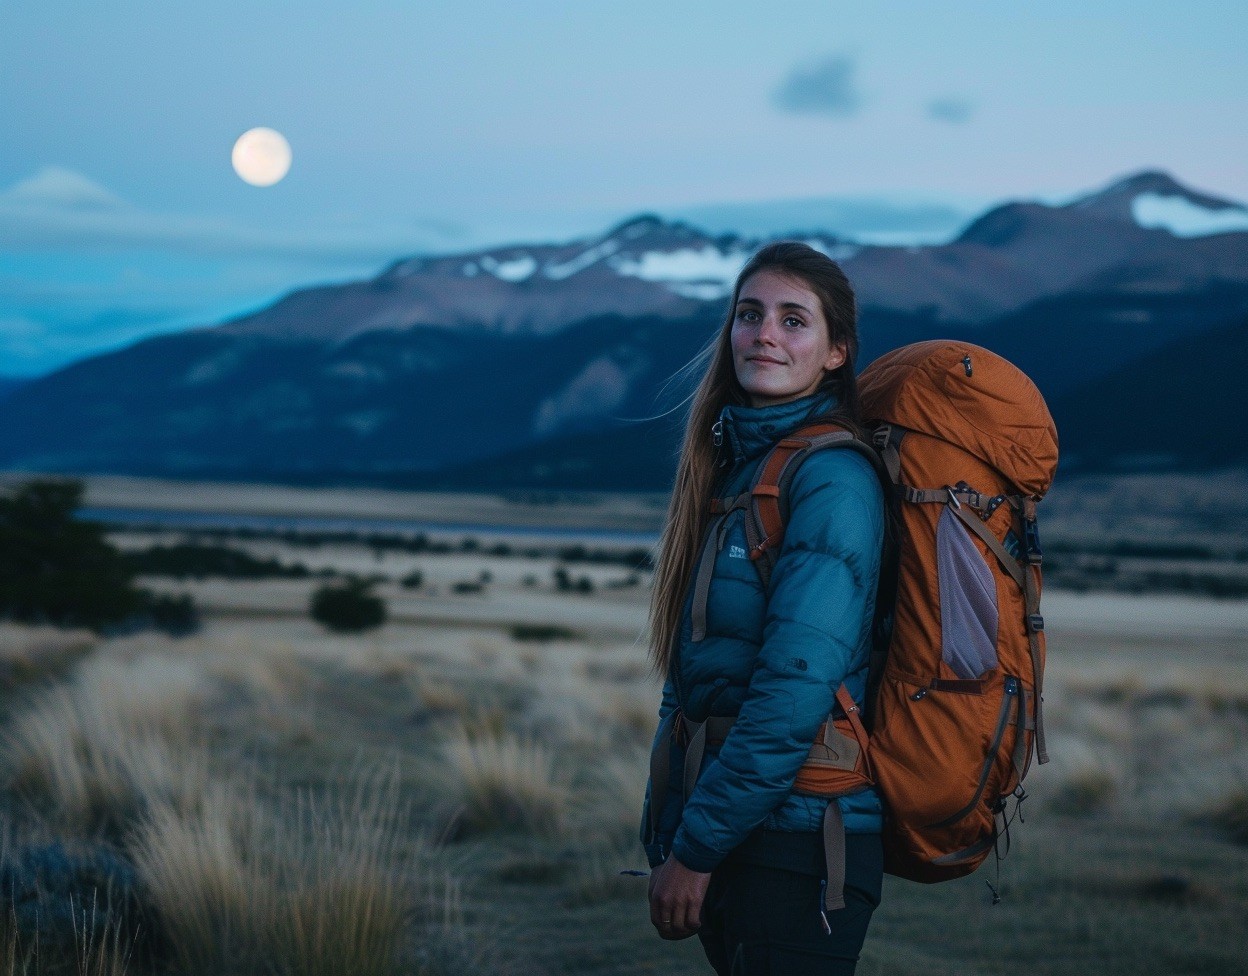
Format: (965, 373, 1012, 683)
(739, 340, 1058, 885)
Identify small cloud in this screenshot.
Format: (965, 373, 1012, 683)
(773, 55, 863, 117)
(0, 166, 438, 264)
(2, 166, 125, 209)
(926, 97, 974, 124)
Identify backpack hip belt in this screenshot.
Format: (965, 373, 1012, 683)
(647, 683, 871, 912)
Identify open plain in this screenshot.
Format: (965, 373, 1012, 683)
(1, 487, 1247, 973)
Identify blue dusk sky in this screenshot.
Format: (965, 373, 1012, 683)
(2, 0, 1245, 376)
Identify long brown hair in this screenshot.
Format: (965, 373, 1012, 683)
(648, 242, 862, 675)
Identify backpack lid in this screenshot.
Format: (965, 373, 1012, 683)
(858, 340, 1059, 498)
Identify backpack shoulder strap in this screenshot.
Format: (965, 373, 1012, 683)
(746, 422, 899, 730)
(747, 422, 888, 588)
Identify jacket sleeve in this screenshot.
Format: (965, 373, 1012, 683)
(670, 448, 884, 872)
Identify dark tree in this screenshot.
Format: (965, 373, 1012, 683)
(0, 479, 145, 630)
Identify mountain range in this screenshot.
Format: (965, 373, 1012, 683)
(2, 170, 1246, 491)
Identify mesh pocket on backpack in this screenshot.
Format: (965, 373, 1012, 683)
(936, 506, 999, 679)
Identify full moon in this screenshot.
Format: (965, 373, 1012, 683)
(231, 128, 292, 187)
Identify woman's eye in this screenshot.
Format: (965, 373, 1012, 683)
(784, 316, 805, 328)
(737, 309, 759, 322)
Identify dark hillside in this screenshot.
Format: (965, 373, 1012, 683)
(1052, 312, 1248, 472)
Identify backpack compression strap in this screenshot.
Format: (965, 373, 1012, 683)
(877, 421, 1050, 769)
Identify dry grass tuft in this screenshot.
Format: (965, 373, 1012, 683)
(131, 770, 419, 976)
(2, 685, 210, 830)
(0, 624, 96, 690)
(443, 729, 570, 837)
(598, 694, 659, 745)
(407, 671, 471, 719)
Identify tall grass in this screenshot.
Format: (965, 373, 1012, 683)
(0, 897, 134, 976)
(131, 770, 418, 976)
(0, 624, 95, 690)
(2, 685, 209, 831)
(443, 730, 569, 837)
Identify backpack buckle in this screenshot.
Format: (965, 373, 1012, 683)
(1023, 516, 1043, 565)
(1027, 614, 1044, 633)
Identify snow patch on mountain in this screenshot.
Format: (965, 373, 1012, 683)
(611, 246, 750, 285)
(669, 282, 734, 300)
(478, 254, 537, 282)
(803, 239, 861, 261)
(543, 239, 622, 280)
(531, 356, 632, 438)
(1132, 193, 1248, 237)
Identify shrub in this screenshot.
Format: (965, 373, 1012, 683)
(551, 566, 593, 595)
(124, 543, 309, 581)
(400, 570, 424, 590)
(138, 592, 200, 638)
(310, 581, 387, 633)
(510, 624, 579, 643)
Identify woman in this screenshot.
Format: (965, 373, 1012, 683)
(642, 242, 885, 975)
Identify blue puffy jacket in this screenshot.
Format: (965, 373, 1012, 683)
(642, 391, 885, 872)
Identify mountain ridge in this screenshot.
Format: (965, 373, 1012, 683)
(2, 169, 1245, 488)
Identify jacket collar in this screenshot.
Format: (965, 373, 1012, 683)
(717, 390, 841, 466)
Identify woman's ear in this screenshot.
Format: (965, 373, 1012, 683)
(823, 343, 847, 372)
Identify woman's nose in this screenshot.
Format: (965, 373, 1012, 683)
(755, 314, 781, 344)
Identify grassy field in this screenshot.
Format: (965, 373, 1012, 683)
(2, 527, 1248, 973)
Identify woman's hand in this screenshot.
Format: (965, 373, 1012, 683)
(648, 856, 711, 940)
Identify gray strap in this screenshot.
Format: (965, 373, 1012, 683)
(880, 431, 902, 485)
(691, 495, 751, 641)
(689, 516, 724, 642)
(683, 719, 707, 803)
(648, 710, 678, 833)
(1022, 554, 1049, 765)
(950, 502, 1027, 591)
(901, 485, 991, 512)
(649, 711, 677, 833)
(1011, 687, 1030, 780)
(821, 802, 846, 912)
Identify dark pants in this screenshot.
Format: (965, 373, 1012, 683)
(698, 832, 883, 976)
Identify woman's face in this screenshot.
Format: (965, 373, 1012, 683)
(730, 269, 845, 407)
